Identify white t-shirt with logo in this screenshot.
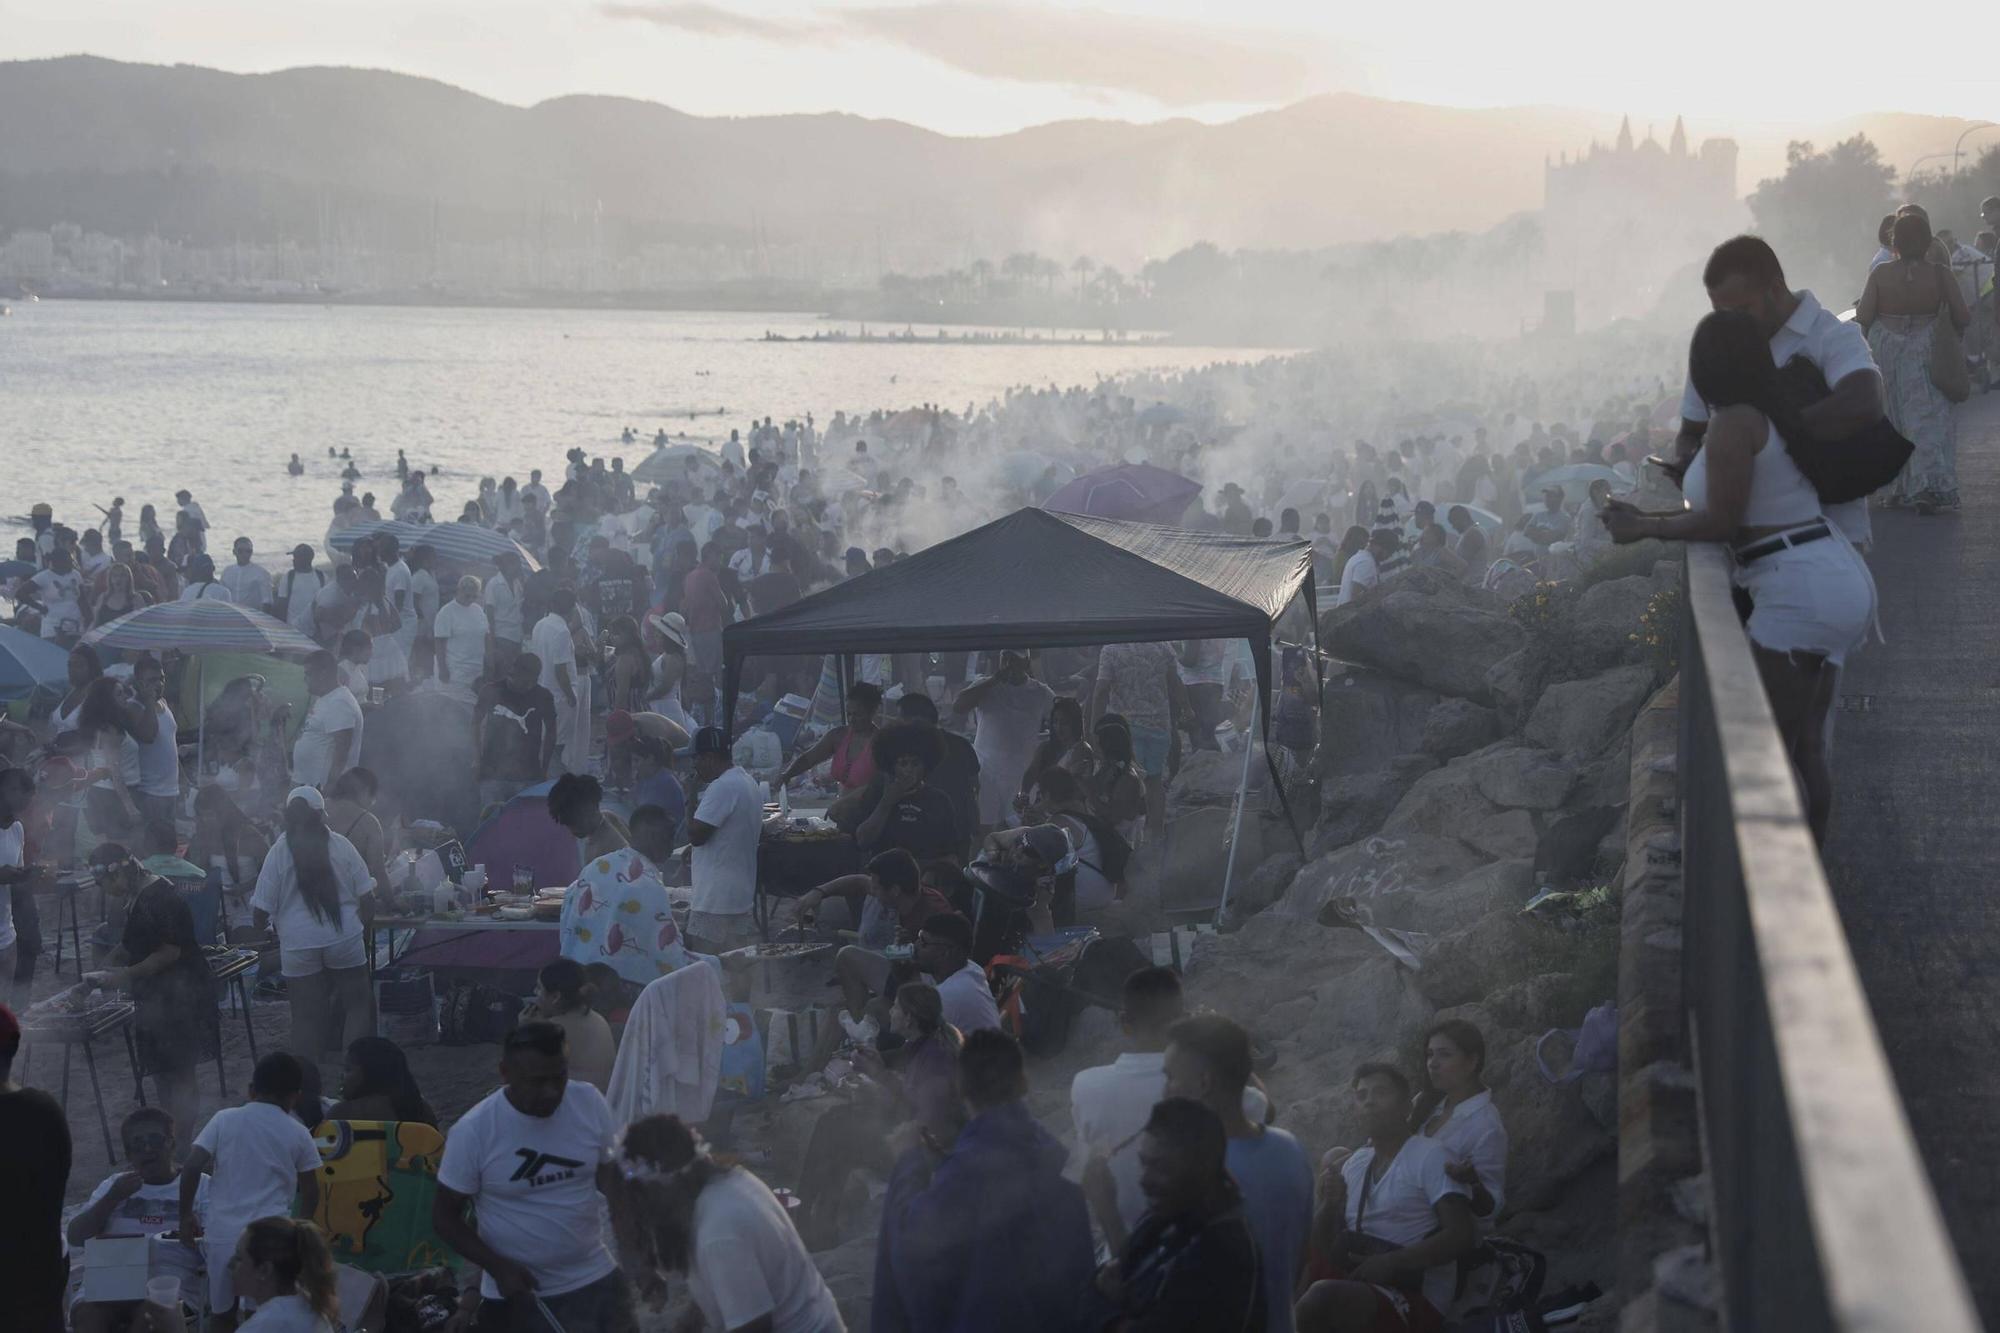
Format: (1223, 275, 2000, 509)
(29, 568, 84, 639)
(69, 1173, 211, 1304)
(687, 1168, 844, 1333)
(436, 1081, 620, 1299)
(192, 1101, 322, 1244)
(292, 687, 364, 789)
(690, 765, 763, 917)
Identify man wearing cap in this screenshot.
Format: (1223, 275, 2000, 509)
(1219, 482, 1254, 536)
(273, 545, 327, 640)
(433, 575, 490, 703)
(218, 537, 271, 612)
(28, 501, 57, 565)
(684, 727, 764, 952)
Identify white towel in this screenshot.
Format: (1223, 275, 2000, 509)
(606, 959, 727, 1126)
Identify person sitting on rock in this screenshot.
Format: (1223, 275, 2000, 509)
(1412, 1019, 1507, 1225)
(1297, 1063, 1476, 1333)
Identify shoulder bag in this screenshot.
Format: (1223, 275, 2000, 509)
(1928, 274, 1972, 403)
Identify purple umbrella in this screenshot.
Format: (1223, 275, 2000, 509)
(1044, 462, 1202, 526)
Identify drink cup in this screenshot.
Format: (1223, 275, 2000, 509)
(146, 1276, 180, 1309)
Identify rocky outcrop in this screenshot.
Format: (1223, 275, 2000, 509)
(1324, 580, 1527, 703)
(1317, 673, 1440, 776)
(1421, 697, 1503, 759)
(1569, 575, 1658, 672)
(1525, 665, 1658, 759)
(1314, 753, 1438, 853)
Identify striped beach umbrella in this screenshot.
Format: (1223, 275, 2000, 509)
(0, 623, 72, 701)
(326, 519, 540, 571)
(83, 599, 321, 655)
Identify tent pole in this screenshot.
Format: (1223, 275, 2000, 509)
(195, 656, 206, 783)
(1215, 692, 1259, 926)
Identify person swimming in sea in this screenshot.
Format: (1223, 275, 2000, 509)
(396, 449, 409, 481)
(288, 453, 304, 476)
(341, 462, 361, 481)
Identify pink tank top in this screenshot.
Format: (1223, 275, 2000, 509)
(828, 727, 878, 790)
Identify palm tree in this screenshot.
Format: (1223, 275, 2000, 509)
(1072, 255, 1096, 298)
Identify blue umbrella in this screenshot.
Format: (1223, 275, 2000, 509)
(327, 519, 541, 571)
(83, 600, 320, 655)
(0, 624, 71, 702)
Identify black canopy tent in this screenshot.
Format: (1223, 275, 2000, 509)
(721, 507, 1320, 846)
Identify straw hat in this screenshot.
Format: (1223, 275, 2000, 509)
(647, 611, 689, 652)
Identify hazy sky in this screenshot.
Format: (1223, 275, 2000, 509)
(6, 0, 1995, 135)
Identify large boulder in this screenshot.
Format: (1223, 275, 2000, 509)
(1370, 859, 1535, 936)
(1276, 832, 1486, 920)
(1464, 808, 1541, 860)
(1316, 673, 1439, 776)
(1314, 753, 1438, 853)
(1166, 746, 1273, 815)
(1524, 665, 1658, 759)
(1485, 647, 1540, 728)
(1381, 762, 1503, 841)
(1222, 851, 1304, 925)
(1465, 744, 1577, 811)
(1421, 698, 1502, 759)
(1325, 589, 1527, 702)
(1568, 575, 1657, 671)
(1415, 906, 1553, 1007)
(1535, 806, 1626, 883)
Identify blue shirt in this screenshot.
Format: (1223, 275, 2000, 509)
(631, 770, 686, 842)
(1226, 1126, 1314, 1333)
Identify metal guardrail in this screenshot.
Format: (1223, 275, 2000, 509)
(1679, 544, 1979, 1332)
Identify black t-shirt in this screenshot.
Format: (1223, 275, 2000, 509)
(121, 879, 211, 1007)
(476, 681, 557, 781)
(1113, 1199, 1266, 1333)
(0, 1086, 70, 1331)
(866, 783, 961, 862)
(930, 733, 982, 845)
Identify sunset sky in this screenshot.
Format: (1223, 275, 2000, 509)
(5, 0, 1993, 136)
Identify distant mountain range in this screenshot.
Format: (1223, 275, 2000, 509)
(0, 56, 1984, 271)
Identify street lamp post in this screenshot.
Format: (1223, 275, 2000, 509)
(1953, 122, 1999, 178)
(1908, 151, 1955, 185)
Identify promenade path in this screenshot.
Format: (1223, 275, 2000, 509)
(1821, 387, 2000, 1325)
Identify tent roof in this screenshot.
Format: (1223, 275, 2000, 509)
(723, 508, 1312, 660)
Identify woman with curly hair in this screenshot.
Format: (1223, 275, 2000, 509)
(853, 722, 959, 862)
(609, 1114, 844, 1332)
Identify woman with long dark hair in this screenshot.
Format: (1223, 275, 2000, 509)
(79, 675, 142, 843)
(780, 680, 883, 794)
(610, 1114, 845, 1331)
(1411, 1018, 1507, 1222)
(1857, 209, 1972, 512)
(50, 643, 103, 737)
(250, 787, 377, 1059)
(1604, 309, 1875, 838)
(329, 1035, 438, 1126)
(1086, 715, 1148, 834)
(1016, 696, 1095, 810)
(230, 1216, 340, 1332)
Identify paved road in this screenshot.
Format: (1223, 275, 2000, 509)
(1822, 388, 2000, 1324)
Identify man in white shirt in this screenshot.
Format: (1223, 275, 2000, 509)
(1673, 235, 1883, 549)
(531, 588, 581, 775)
(292, 652, 363, 789)
(433, 575, 490, 701)
(433, 1022, 638, 1332)
(176, 556, 234, 604)
(484, 553, 527, 673)
(913, 910, 1001, 1035)
(273, 545, 327, 640)
(24, 547, 86, 644)
(1071, 966, 1269, 1250)
(1297, 1063, 1475, 1333)
(218, 537, 272, 611)
(77, 530, 112, 581)
(726, 525, 773, 582)
(522, 469, 552, 515)
(1337, 531, 1394, 607)
(685, 727, 764, 952)
(376, 535, 417, 663)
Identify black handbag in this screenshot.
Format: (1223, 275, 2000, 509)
(1772, 355, 1913, 504)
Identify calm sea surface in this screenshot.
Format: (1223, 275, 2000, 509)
(3, 301, 1267, 552)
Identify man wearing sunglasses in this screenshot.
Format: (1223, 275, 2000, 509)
(67, 1107, 208, 1333)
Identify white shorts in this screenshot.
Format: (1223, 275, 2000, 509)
(281, 933, 368, 976)
(1735, 531, 1876, 668)
(687, 910, 758, 953)
(205, 1235, 239, 1315)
